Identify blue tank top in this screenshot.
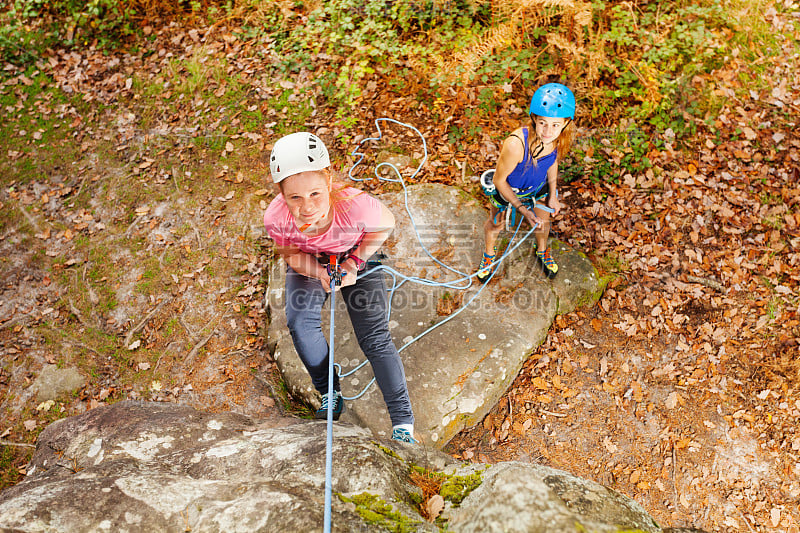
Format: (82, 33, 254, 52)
(505, 128, 557, 194)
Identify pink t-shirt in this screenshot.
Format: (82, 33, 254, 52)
(263, 188, 382, 255)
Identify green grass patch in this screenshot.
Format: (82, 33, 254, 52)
(0, 443, 31, 489)
(593, 251, 631, 275)
(0, 72, 88, 186)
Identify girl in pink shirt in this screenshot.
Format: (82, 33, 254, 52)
(264, 132, 416, 444)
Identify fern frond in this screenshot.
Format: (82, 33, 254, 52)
(438, 21, 519, 82)
(430, 0, 606, 87)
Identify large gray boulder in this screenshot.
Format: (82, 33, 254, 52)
(267, 184, 602, 447)
(0, 401, 665, 533)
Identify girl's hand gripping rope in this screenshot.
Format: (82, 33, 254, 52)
(519, 204, 544, 229)
(547, 195, 562, 216)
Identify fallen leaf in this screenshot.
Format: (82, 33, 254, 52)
(679, 492, 690, 508)
(237, 286, 256, 297)
(665, 391, 679, 409)
(532, 376, 548, 389)
(260, 396, 275, 407)
(770, 508, 781, 527)
(426, 494, 444, 520)
(36, 400, 55, 411)
(24, 420, 37, 431)
(137, 362, 151, 371)
(631, 381, 643, 402)
(128, 340, 141, 351)
(602, 436, 618, 453)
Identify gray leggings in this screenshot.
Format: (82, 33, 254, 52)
(284, 266, 414, 426)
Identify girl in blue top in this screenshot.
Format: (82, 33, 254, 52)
(477, 83, 576, 280)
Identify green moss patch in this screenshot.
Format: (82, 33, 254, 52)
(339, 492, 421, 533)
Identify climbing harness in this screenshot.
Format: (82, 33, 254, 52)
(326, 254, 344, 286)
(323, 255, 343, 533)
(480, 168, 556, 231)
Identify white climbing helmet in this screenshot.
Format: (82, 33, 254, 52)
(269, 132, 330, 183)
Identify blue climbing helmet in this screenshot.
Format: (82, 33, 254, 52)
(529, 83, 575, 119)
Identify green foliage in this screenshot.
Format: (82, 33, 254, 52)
(593, 1, 736, 129)
(575, 121, 664, 184)
(296, 0, 481, 54)
(0, 20, 48, 66)
(10, 0, 138, 47)
(254, 0, 484, 109)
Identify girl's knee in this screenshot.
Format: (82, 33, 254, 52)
(484, 218, 502, 232)
(358, 330, 397, 359)
(286, 308, 319, 333)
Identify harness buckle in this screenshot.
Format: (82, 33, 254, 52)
(326, 255, 344, 286)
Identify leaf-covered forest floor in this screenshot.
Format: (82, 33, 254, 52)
(1, 12, 799, 533)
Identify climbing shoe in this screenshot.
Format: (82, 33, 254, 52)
(315, 390, 344, 420)
(476, 252, 496, 283)
(536, 247, 558, 279)
(391, 427, 418, 444)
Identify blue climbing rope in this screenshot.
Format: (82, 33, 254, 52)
(333, 118, 555, 400)
(323, 256, 343, 533)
